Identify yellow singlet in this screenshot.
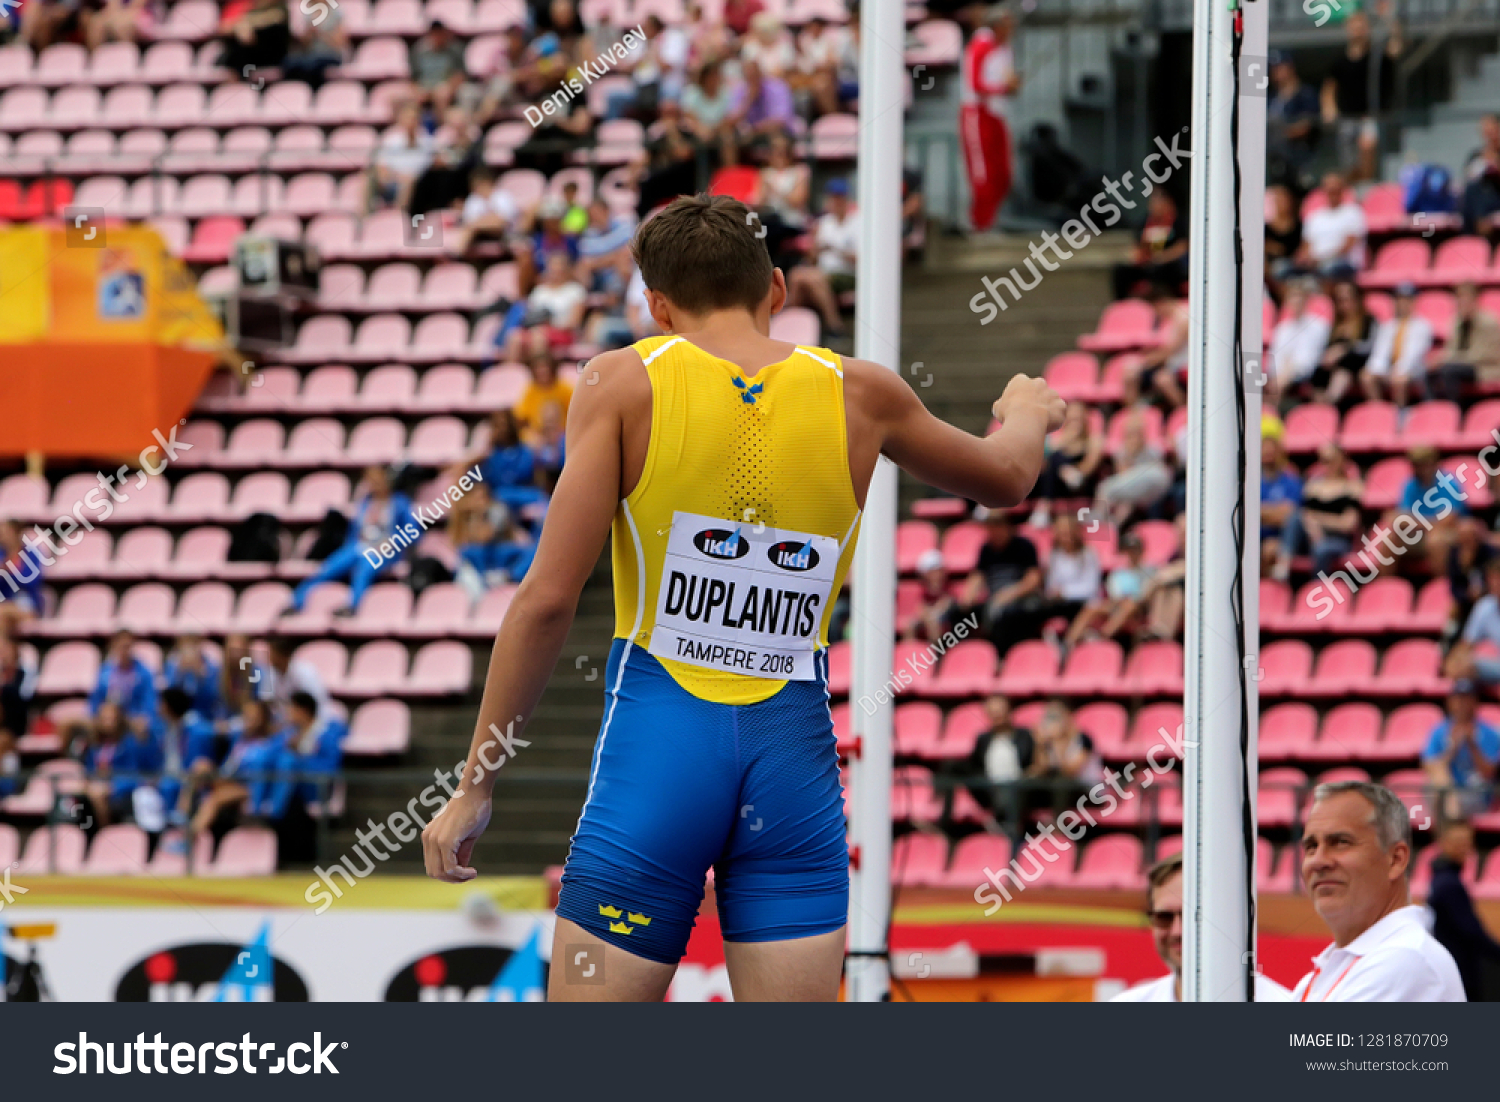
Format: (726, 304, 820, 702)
(611, 334, 864, 705)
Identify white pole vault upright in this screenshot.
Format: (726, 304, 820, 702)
(846, 0, 904, 1003)
(1182, 0, 1266, 1000)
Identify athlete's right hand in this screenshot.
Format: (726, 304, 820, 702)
(993, 374, 1066, 433)
(422, 785, 492, 883)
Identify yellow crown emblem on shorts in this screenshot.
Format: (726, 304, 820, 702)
(599, 904, 652, 935)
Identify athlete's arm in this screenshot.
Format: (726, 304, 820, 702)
(421, 353, 629, 882)
(844, 360, 1064, 508)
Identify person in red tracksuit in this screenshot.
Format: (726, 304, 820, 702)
(961, 3, 1021, 233)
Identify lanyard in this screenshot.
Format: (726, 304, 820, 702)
(1299, 957, 1358, 1002)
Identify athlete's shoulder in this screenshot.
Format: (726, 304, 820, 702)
(570, 345, 651, 423)
(841, 356, 923, 422)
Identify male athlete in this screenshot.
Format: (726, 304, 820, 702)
(422, 194, 1064, 1001)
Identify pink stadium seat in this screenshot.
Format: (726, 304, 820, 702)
(300, 365, 360, 410)
(49, 84, 102, 126)
(38, 44, 88, 86)
(222, 419, 286, 468)
(0, 825, 16, 870)
(1458, 398, 1500, 450)
(1415, 291, 1456, 340)
(350, 313, 411, 361)
(46, 529, 114, 580)
(1371, 638, 1443, 696)
(82, 823, 149, 875)
(409, 416, 468, 466)
(891, 832, 949, 887)
(1078, 299, 1156, 352)
(895, 520, 938, 573)
(278, 581, 350, 635)
(154, 82, 207, 127)
(2, 759, 85, 816)
(933, 701, 987, 760)
(0, 87, 49, 132)
(259, 81, 313, 126)
(1359, 238, 1430, 289)
(175, 582, 236, 635)
(809, 112, 858, 160)
(111, 527, 174, 579)
(769, 307, 821, 345)
(0, 45, 34, 86)
(1361, 456, 1411, 509)
(235, 365, 302, 410)
(1072, 833, 1144, 890)
(357, 364, 419, 411)
(206, 826, 278, 877)
(1348, 577, 1413, 634)
(231, 581, 294, 633)
(1122, 640, 1182, 695)
(1400, 401, 1462, 450)
(249, 210, 303, 240)
(927, 640, 998, 698)
(1308, 702, 1382, 763)
(1339, 401, 1399, 452)
(893, 701, 943, 757)
(411, 313, 472, 360)
(474, 363, 531, 407)
(938, 832, 1011, 890)
(1258, 639, 1312, 695)
(365, 261, 422, 309)
(1124, 701, 1184, 759)
(1258, 767, 1307, 827)
(1075, 701, 1129, 759)
(231, 173, 283, 217)
(891, 765, 944, 824)
(890, 641, 938, 695)
(938, 520, 985, 573)
(994, 639, 1058, 696)
(284, 314, 352, 362)
(318, 264, 366, 309)
(181, 215, 244, 263)
(409, 641, 473, 695)
(1373, 703, 1443, 761)
(17, 823, 88, 875)
(170, 472, 231, 523)
(344, 639, 412, 693)
(0, 474, 50, 523)
(116, 582, 177, 634)
(1260, 702, 1317, 762)
(475, 0, 528, 28)
(345, 698, 412, 756)
(472, 584, 518, 635)
(342, 36, 411, 80)
(415, 364, 476, 411)
(1286, 576, 1355, 632)
(1042, 351, 1099, 401)
(422, 263, 480, 311)
(271, 124, 326, 168)
(347, 417, 407, 464)
(169, 527, 232, 580)
(41, 584, 117, 637)
(146, 829, 213, 875)
(1425, 236, 1491, 286)
(304, 211, 359, 259)
(1306, 639, 1376, 697)
(410, 582, 471, 637)
(1058, 640, 1122, 695)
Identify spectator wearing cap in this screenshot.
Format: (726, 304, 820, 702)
(1429, 282, 1500, 401)
(903, 548, 957, 641)
(1294, 782, 1464, 1001)
(1266, 50, 1320, 188)
(787, 179, 857, 339)
(1295, 172, 1367, 280)
(1065, 529, 1153, 647)
(1362, 282, 1432, 407)
(409, 20, 469, 116)
(1447, 558, 1500, 689)
(1427, 818, 1500, 1001)
(1423, 679, 1500, 819)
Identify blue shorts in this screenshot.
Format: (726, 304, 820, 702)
(556, 639, 849, 965)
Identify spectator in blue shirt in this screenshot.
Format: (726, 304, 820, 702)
(187, 698, 285, 841)
(575, 198, 637, 296)
(0, 518, 45, 637)
(79, 701, 163, 828)
(265, 691, 346, 865)
(1423, 679, 1500, 818)
(451, 408, 546, 514)
(88, 630, 158, 734)
(1447, 559, 1500, 688)
(287, 466, 415, 616)
(1395, 445, 1470, 577)
(451, 486, 538, 600)
(161, 632, 223, 722)
(1260, 436, 1302, 570)
(142, 686, 223, 832)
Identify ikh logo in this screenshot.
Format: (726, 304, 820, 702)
(598, 904, 652, 936)
(693, 528, 751, 560)
(385, 929, 546, 1002)
(768, 540, 819, 572)
(115, 924, 309, 1002)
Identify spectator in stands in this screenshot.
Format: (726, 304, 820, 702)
(576, 198, 638, 295)
(81, 0, 150, 51)
(1296, 173, 1367, 280)
(902, 548, 958, 642)
(1449, 559, 1500, 689)
(1028, 401, 1104, 528)
(513, 198, 580, 296)
(186, 698, 284, 842)
(1422, 679, 1499, 819)
(218, 0, 292, 81)
(88, 630, 157, 734)
(504, 255, 588, 362)
(955, 693, 1035, 825)
(1362, 282, 1432, 407)
(1427, 818, 1500, 1001)
(218, 633, 266, 724)
(1464, 113, 1500, 182)
(1266, 51, 1320, 189)
(1260, 435, 1303, 574)
(20, 0, 75, 50)
(1025, 512, 1101, 644)
(280, 0, 347, 88)
(408, 104, 484, 217)
(787, 179, 857, 339)
(266, 690, 345, 863)
(452, 487, 539, 598)
(1393, 445, 1467, 576)
(532, 396, 569, 488)
(1295, 781, 1464, 1001)
(759, 131, 812, 232)
(0, 519, 44, 637)
(1273, 440, 1363, 581)
(957, 509, 1042, 655)
(286, 465, 415, 617)
(1268, 279, 1329, 406)
(369, 100, 435, 213)
(1430, 282, 1500, 401)
(615, 15, 689, 117)
(1461, 145, 1500, 240)
(161, 633, 223, 722)
(78, 700, 161, 829)
(409, 19, 469, 117)
(515, 352, 575, 445)
(727, 58, 796, 159)
(0, 636, 29, 798)
(1140, 515, 1187, 639)
(741, 12, 795, 80)
(681, 60, 737, 150)
(452, 407, 545, 514)
(1095, 412, 1172, 525)
(1110, 190, 1189, 301)
(1447, 517, 1496, 636)
(793, 16, 847, 118)
(1264, 185, 1306, 298)
(263, 635, 330, 717)
(1028, 700, 1103, 798)
(1312, 279, 1374, 405)
(140, 686, 221, 834)
(450, 165, 521, 256)
(1121, 284, 1189, 408)
(1320, 7, 1402, 183)
(587, 263, 652, 350)
(1065, 530, 1152, 647)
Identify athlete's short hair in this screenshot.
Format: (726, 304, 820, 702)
(631, 194, 775, 315)
(1146, 852, 1182, 910)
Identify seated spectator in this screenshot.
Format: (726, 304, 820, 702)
(1260, 436, 1303, 573)
(1273, 441, 1363, 580)
(1264, 185, 1306, 296)
(450, 165, 520, 256)
(1267, 279, 1330, 405)
(1140, 515, 1188, 639)
(515, 352, 575, 444)
(1429, 282, 1500, 401)
(89, 630, 157, 733)
(514, 198, 580, 296)
(682, 0, 731, 67)
(78, 701, 162, 829)
(1029, 401, 1105, 527)
(794, 16, 848, 118)
(266, 690, 345, 862)
(280, 0, 347, 87)
(137, 686, 222, 834)
(186, 698, 284, 842)
(955, 509, 1042, 654)
(1311, 278, 1374, 405)
(1447, 559, 1500, 687)
(1422, 680, 1498, 819)
(286, 465, 415, 616)
(263, 634, 330, 716)
(1121, 285, 1189, 408)
(1111, 190, 1189, 301)
(586, 263, 650, 350)
(902, 548, 957, 641)
(1464, 114, 1500, 182)
(612, 14, 689, 117)
(80, 0, 150, 51)
(787, 179, 857, 338)
(1095, 412, 1173, 524)
(20, 0, 76, 50)
(681, 60, 737, 149)
(452, 488, 538, 598)
(1065, 530, 1153, 647)
(755, 132, 812, 264)
(558, 180, 588, 235)
(0, 636, 30, 798)
(407, 104, 484, 217)
(409, 19, 469, 116)
(952, 693, 1035, 823)
(634, 99, 701, 215)
(218, 633, 267, 726)
(1362, 282, 1432, 407)
(161, 632, 223, 722)
(477, 26, 541, 120)
(0, 518, 44, 637)
(1391, 445, 1467, 576)
(1028, 700, 1104, 808)
(742, 12, 795, 80)
(532, 400, 568, 487)
(1295, 172, 1367, 279)
(1025, 513, 1102, 641)
(1267, 51, 1320, 189)
(453, 408, 546, 513)
(1447, 517, 1496, 634)
(727, 58, 796, 161)
(218, 0, 291, 80)
(503, 255, 588, 362)
(369, 100, 435, 212)
(575, 199, 638, 295)
(1462, 144, 1500, 240)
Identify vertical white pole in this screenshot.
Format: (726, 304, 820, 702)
(1182, 0, 1265, 1001)
(846, 0, 905, 1003)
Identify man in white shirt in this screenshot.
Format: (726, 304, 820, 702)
(1296, 172, 1367, 278)
(451, 164, 520, 256)
(1113, 853, 1292, 1001)
(1268, 280, 1331, 403)
(1293, 781, 1465, 1001)
(1362, 282, 1433, 407)
(786, 179, 858, 338)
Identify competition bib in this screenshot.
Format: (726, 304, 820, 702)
(648, 511, 840, 681)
